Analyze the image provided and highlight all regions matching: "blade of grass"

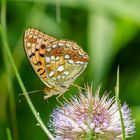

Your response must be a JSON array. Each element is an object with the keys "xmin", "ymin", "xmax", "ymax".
[
  {"xmin": 1, "ymin": 2, "xmax": 54, "ymax": 137},
  {"xmin": 1, "ymin": 0, "xmax": 19, "ymax": 139},
  {"xmin": 6, "ymin": 128, "xmax": 13, "ymax": 140},
  {"xmin": 88, "ymin": 12, "xmax": 115, "ymax": 87},
  {"xmin": 115, "ymin": 66, "xmax": 126, "ymax": 140},
  {"xmin": 56, "ymin": 0, "xmax": 61, "ymax": 23},
  {"xmin": 0, "ymin": 25, "xmax": 55, "ymax": 140}
]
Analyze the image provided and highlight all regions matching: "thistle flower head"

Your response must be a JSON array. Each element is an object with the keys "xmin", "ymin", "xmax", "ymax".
[{"xmin": 48, "ymin": 86, "xmax": 135, "ymax": 140}]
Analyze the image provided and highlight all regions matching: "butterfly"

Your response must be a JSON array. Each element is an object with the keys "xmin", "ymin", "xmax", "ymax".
[{"xmin": 24, "ymin": 28, "xmax": 89, "ymax": 99}]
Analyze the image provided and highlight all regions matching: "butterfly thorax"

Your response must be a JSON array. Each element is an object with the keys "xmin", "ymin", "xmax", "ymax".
[{"xmin": 44, "ymin": 85, "xmax": 69, "ymax": 99}]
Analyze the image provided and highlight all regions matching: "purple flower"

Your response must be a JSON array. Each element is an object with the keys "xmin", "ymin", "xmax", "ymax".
[{"xmin": 48, "ymin": 86, "xmax": 135, "ymax": 140}]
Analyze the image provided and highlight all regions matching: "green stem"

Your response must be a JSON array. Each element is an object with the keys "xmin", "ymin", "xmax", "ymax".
[
  {"xmin": 1, "ymin": 0, "xmax": 19, "ymax": 139},
  {"xmin": 56, "ymin": 0, "xmax": 61, "ymax": 23},
  {"xmin": 0, "ymin": 3, "xmax": 54, "ymax": 138},
  {"xmin": 6, "ymin": 128, "xmax": 13, "ymax": 140},
  {"xmin": 115, "ymin": 66, "xmax": 126, "ymax": 140},
  {"xmin": 0, "ymin": 25, "xmax": 54, "ymax": 140}
]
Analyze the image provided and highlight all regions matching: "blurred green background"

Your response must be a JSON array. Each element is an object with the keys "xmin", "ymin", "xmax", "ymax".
[{"xmin": 0, "ymin": 0, "xmax": 140, "ymax": 140}]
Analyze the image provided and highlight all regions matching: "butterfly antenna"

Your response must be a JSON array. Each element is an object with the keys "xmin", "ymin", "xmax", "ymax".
[
  {"xmin": 19, "ymin": 89, "xmax": 44, "ymax": 96},
  {"xmin": 71, "ymin": 83, "xmax": 86, "ymax": 90}
]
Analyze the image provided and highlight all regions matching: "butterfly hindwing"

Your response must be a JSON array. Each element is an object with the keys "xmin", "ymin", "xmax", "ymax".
[{"xmin": 44, "ymin": 40, "xmax": 88, "ymax": 86}]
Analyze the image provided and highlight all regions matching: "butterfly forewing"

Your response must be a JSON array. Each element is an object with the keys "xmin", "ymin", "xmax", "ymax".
[{"xmin": 24, "ymin": 28, "xmax": 56, "ymax": 87}]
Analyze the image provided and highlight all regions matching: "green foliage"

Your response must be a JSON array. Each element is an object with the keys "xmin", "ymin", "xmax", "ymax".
[
  {"xmin": 0, "ymin": 0, "xmax": 140, "ymax": 140},
  {"xmin": 115, "ymin": 66, "xmax": 126, "ymax": 140}
]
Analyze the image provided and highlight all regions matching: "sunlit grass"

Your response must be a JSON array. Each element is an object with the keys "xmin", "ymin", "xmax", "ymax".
[{"xmin": 115, "ymin": 66, "xmax": 126, "ymax": 140}]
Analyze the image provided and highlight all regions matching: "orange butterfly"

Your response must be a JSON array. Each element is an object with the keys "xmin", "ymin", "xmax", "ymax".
[{"xmin": 24, "ymin": 28, "xmax": 89, "ymax": 99}]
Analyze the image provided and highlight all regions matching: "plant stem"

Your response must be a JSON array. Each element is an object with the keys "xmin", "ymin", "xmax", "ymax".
[
  {"xmin": 56, "ymin": 0, "xmax": 61, "ymax": 23},
  {"xmin": 0, "ymin": 24, "xmax": 55, "ymax": 140},
  {"xmin": 115, "ymin": 66, "xmax": 126, "ymax": 140},
  {"xmin": 1, "ymin": 0, "xmax": 19, "ymax": 139},
  {"xmin": 6, "ymin": 128, "xmax": 13, "ymax": 140},
  {"xmin": 1, "ymin": 2, "xmax": 54, "ymax": 138}
]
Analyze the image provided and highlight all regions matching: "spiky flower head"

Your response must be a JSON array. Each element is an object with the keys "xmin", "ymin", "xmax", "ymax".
[{"xmin": 48, "ymin": 86, "xmax": 135, "ymax": 140}]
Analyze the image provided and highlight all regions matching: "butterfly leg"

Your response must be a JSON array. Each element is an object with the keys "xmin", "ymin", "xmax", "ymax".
[
  {"xmin": 44, "ymin": 87, "xmax": 58, "ymax": 100},
  {"xmin": 56, "ymin": 93, "xmax": 64, "ymax": 100},
  {"xmin": 44, "ymin": 94, "xmax": 53, "ymax": 100},
  {"xmin": 71, "ymin": 83, "xmax": 86, "ymax": 90}
]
